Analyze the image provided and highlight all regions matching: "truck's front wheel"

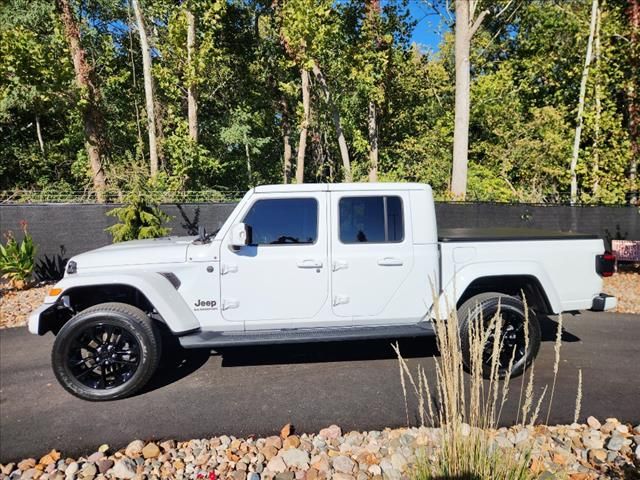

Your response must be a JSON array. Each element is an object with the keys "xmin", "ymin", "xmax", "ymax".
[
  {"xmin": 51, "ymin": 302, "xmax": 161, "ymax": 401},
  {"xmin": 458, "ymin": 292, "xmax": 541, "ymax": 379}
]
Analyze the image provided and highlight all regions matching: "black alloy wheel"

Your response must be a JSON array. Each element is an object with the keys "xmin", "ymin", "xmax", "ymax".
[
  {"xmin": 67, "ymin": 323, "xmax": 141, "ymax": 390},
  {"xmin": 458, "ymin": 292, "xmax": 541, "ymax": 379},
  {"xmin": 52, "ymin": 302, "xmax": 161, "ymax": 401}
]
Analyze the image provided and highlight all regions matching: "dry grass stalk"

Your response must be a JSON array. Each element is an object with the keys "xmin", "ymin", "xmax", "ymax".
[
  {"xmin": 528, "ymin": 385, "xmax": 548, "ymax": 427},
  {"xmin": 545, "ymin": 314, "xmax": 564, "ymax": 424},
  {"xmin": 574, "ymin": 369, "xmax": 583, "ymax": 424},
  {"xmin": 399, "ymin": 291, "xmax": 549, "ymax": 479},
  {"xmin": 401, "ymin": 290, "xmax": 579, "ymax": 479}
]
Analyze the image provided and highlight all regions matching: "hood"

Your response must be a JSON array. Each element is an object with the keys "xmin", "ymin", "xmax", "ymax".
[{"xmin": 70, "ymin": 236, "xmax": 195, "ymax": 270}]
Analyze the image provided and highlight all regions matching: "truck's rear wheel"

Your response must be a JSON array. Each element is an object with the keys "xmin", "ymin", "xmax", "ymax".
[
  {"xmin": 458, "ymin": 292, "xmax": 541, "ymax": 379},
  {"xmin": 52, "ymin": 302, "xmax": 161, "ymax": 401}
]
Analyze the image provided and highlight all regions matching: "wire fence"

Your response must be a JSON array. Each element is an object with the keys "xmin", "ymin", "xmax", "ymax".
[
  {"xmin": 0, "ymin": 188, "xmax": 638, "ymax": 207},
  {"xmin": 0, "ymin": 190, "xmax": 246, "ymax": 204}
]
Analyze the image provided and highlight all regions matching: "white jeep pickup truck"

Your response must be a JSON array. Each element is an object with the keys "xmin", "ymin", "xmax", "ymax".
[{"xmin": 28, "ymin": 183, "xmax": 617, "ymax": 400}]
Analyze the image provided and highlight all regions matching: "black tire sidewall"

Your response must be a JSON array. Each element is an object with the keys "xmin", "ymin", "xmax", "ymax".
[
  {"xmin": 459, "ymin": 293, "xmax": 541, "ymax": 378},
  {"xmin": 52, "ymin": 304, "xmax": 160, "ymax": 401}
]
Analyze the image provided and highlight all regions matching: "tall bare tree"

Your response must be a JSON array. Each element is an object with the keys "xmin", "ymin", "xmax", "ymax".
[
  {"xmin": 570, "ymin": 0, "xmax": 599, "ymax": 204},
  {"xmin": 56, "ymin": 0, "xmax": 107, "ymax": 201},
  {"xmin": 296, "ymin": 68, "xmax": 311, "ymax": 183},
  {"xmin": 186, "ymin": 8, "xmax": 198, "ymax": 143},
  {"xmin": 450, "ymin": 0, "xmax": 489, "ymax": 199},
  {"xmin": 132, "ymin": 0, "xmax": 160, "ymax": 177},
  {"xmin": 281, "ymin": 99, "xmax": 293, "ymax": 183},
  {"xmin": 627, "ymin": 0, "xmax": 640, "ymax": 204},
  {"xmin": 311, "ymin": 63, "xmax": 352, "ymax": 182},
  {"xmin": 365, "ymin": 0, "xmax": 382, "ymax": 182}
]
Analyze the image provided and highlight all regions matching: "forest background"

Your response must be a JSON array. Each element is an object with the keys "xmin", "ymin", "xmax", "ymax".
[{"xmin": 1, "ymin": 0, "xmax": 639, "ymax": 205}]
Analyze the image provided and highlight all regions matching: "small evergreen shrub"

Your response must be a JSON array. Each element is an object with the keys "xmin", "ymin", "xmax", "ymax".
[{"xmin": 106, "ymin": 175, "xmax": 172, "ymax": 243}]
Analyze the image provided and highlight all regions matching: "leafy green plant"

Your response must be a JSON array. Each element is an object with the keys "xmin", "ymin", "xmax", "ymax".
[
  {"xmin": 0, "ymin": 221, "xmax": 37, "ymax": 289},
  {"xmin": 106, "ymin": 172, "xmax": 172, "ymax": 243}
]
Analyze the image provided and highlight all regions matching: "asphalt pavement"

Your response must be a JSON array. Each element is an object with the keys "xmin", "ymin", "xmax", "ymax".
[{"xmin": 1, "ymin": 311, "xmax": 639, "ymax": 462}]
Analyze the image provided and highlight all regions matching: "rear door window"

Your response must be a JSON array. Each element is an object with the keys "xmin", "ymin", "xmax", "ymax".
[{"xmin": 339, "ymin": 196, "xmax": 404, "ymax": 243}]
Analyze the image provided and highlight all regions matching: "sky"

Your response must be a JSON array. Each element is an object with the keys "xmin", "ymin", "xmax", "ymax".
[{"xmin": 407, "ymin": 0, "xmax": 449, "ymax": 53}]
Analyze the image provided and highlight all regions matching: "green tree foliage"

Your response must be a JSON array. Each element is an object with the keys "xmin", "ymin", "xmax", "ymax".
[
  {"xmin": 106, "ymin": 169, "xmax": 172, "ymax": 242},
  {"xmin": 0, "ymin": 0, "xmax": 637, "ymax": 203}
]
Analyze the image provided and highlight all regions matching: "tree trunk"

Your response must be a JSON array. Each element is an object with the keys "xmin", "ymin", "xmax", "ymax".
[
  {"xmin": 186, "ymin": 9, "xmax": 198, "ymax": 143},
  {"xmin": 570, "ymin": 0, "xmax": 599, "ymax": 205},
  {"xmin": 282, "ymin": 99, "xmax": 292, "ymax": 183},
  {"xmin": 593, "ymin": 5, "xmax": 602, "ymax": 196},
  {"xmin": 627, "ymin": 0, "xmax": 640, "ymax": 204},
  {"xmin": 368, "ymin": 101, "xmax": 378, "ymax": 182},
  {"xmin": 35, "ymin": 115, "xmax": 45, "ymax": 156},
  {"xmin": 451, "ymin": 0, "xmax": 471, "ymax": 199},
  {"xmin": 296, "ymin": 68, "xmax": 311, "ymax": 184},
  {"xmin": 311, "ymin": 62, "xmax": 352, "ymax": 182},
  {"xmin": 132, "ymin": 0, "xmax": 159, "ymax": 177},
  {"xmin": 244, "ymin": 132, "xmax": 252, "ymax": 185},
  {"xmin": 56, "ymin": 0, "xmax": 107, "ymax": 201},
  {"xmin": 451, "ymin": 0, "xmax": 488, "ymax": 200},
  {"xmin": 365, "ymin": 0, "xmax": 381, "ymax": 183},
  {"xmin": 126, "ymin": 0, "xmax": 143, "ymax": 148}
]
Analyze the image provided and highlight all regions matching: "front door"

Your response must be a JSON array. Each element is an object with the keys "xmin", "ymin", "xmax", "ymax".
[
  {"xmin": 330, "ymin": 192, "xmax": 414, "ymax": 322},
  {"xmin": 220, "ymin": 193, "xmax": 330, "ymax": 328}
]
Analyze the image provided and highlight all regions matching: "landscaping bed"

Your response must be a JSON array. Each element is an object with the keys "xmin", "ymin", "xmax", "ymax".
[
  {"xmin": 0, "ymin": 284, "xmax": 50, "ymax": 329},
  {"xmin": 1, "ymin": 421, "xmax": 639, "ymax": 480}
]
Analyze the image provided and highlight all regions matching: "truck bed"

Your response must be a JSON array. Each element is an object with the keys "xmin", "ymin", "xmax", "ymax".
[{"xmin": 438, "ymin": 227, "xmax": 599, "ymax": 243}]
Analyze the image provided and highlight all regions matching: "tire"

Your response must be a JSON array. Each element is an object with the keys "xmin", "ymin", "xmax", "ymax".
[
  {"xmin": 458, "ymin": 292, "xmax": 541, "ymax": 379},
  {"xmin": 52, "ymin": 302, "xmax": 162, "ymax": 401}
]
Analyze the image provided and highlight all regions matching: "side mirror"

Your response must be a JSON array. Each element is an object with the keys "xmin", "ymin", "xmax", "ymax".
[{"xmin": 229, "ymin": 223, "xmax": 252, "ymax": 248}]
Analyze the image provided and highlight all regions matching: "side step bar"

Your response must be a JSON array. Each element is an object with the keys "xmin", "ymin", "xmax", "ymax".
[{"xmin": 178, "ymin": 323, "xmax": 435, "ymax": 349}]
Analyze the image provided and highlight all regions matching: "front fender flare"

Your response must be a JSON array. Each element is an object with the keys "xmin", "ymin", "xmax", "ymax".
[{"xmin": 34, "ymin": 272, "xmax": 199, "ymax": 335}]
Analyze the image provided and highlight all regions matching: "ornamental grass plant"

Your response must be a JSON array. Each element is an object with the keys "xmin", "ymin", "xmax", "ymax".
[{"xmin": 396, "ymin": 294, "xmax": 572, "ymax": 480}]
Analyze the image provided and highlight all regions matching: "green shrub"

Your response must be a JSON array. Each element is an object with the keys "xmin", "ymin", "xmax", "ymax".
[
  {"xmin": 0, "ymin": 221, "xmax": 37, "ymax": 289},
  {"xmin": 106, "ymin": 173, "xmax": 172, "ymax": 243}
]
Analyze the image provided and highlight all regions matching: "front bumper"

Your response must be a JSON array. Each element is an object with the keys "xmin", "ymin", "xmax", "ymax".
[
  {"xmin": 28, "ymin": 303, "xmax": 57, "ymax": 335},
  {"xmin": 591, "ymin": 293, "xmax": 618, "ymax": 312}
]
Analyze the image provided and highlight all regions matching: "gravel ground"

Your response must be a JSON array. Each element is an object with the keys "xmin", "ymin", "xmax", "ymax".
[
  {"xmin": 1, "ymin": 272, "xmax": 639, "ymax": 330},
  {"xmin": 602, "ymin": 270, "xmax": 640, "ymax": 314},
  {"xmin": 1, "ymin": 421, "xmax": 638, "ymax": 480},
  {"xmin": 0, "ymin": 284, "xmax": 50, "ymax": 329}
]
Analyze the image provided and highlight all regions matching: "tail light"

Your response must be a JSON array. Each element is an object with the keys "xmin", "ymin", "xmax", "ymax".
[{"xmin": 596, "ymin": 252, "xmax": 616, "ymax": 277}]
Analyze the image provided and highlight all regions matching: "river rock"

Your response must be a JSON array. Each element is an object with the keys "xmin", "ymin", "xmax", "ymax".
[
  {"xmin": 318, "ymin": 425, "xmax": 342, "ymax": 441},
  {"xmin": 266, "ymin": 456, "xmax": 287, "ymax": 474},
  {"xmin": 332, "ymin": 456, "xmax": 355, "ymax": 474},
  {"xmin": 586, "ymin": 416, "xmax": 601, "ymax": 430},
  {"xmin": 124, "ymin": 440, "xmax": 144, "ymax": 458},
  {"xmin": 142, "ymin": 443, "xmax": 160, "ymax": 459},
  {"xmin": 280, "ymin": 449, "xmax": 309, "ymax": 470},
  {"xmin": 110, "ymin": 459, "xmax": 136, "ymax": 479}
]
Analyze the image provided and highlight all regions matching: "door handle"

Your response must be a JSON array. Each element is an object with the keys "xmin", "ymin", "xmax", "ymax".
[
  {"xmin": 377, "ymin": 257, "xmax": 403, "ymax": 266},
  {"xmin": 297, "ymin": 259, "xmax": 323, "ymax": 269},
  {"xmin": 332, "ymin": 259, "xmax": 348, "ymax": 271}
]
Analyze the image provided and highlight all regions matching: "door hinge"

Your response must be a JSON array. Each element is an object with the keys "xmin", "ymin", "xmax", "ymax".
[
  {"xmin": 332, "ymin": 260, "xmax": 348, "ymax": 272},
  {"xmin": 332, "ymin": 295, "xmax": 350, "ymax": 306},
  {"xmin": 222, "ymin": 299, "xmax": 240, "ymax": 310},
  {"xmin": 221, "ymin": 263, "xmax": 238, "ymax": 275}
]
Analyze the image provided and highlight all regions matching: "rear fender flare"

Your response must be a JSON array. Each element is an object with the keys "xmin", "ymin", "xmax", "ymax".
[{"xmin": 435, "ymin": 261, "xmax": 561, "ymax": 319}]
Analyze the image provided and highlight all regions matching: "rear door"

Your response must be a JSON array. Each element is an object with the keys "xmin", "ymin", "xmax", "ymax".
[
  {"xmin": 219, "ymin": 192, "xmax": 331, "ymax": 328},
  {"xmin": 330, "ymin": 192, "xmax": 414, "ymax": 322}
]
